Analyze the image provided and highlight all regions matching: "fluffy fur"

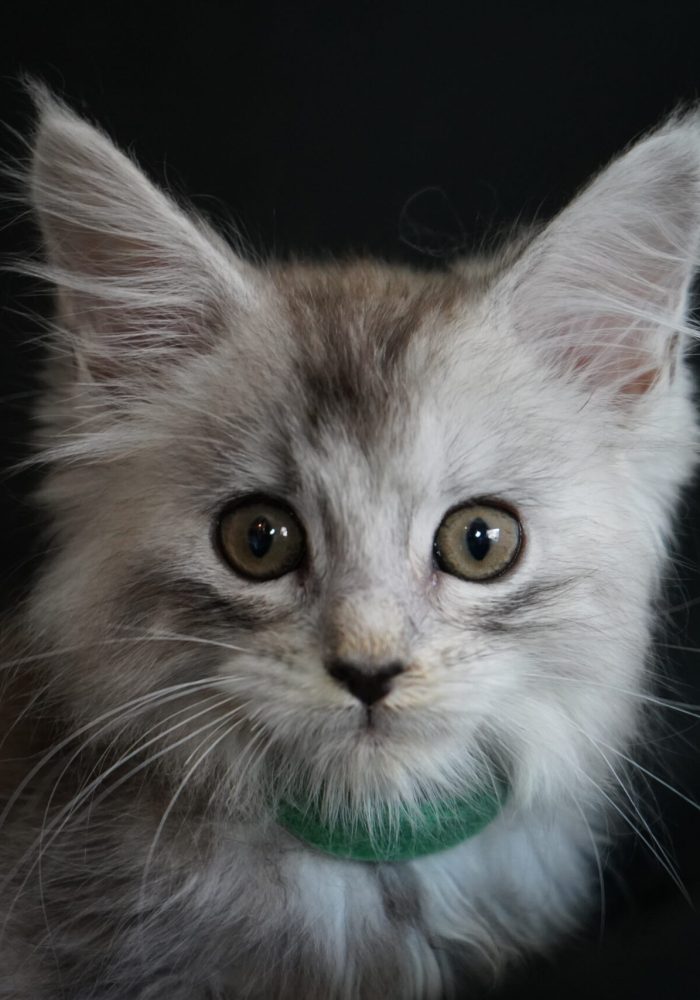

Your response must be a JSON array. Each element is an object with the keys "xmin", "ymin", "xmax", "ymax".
[{"xmin": 0, "ymin": 91, "xmax": 699, "ymax": 998}]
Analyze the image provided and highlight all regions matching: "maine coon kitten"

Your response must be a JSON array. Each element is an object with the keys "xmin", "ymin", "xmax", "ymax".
[{"xmin": 0, "ymin": 89, "xmax": 698, "ymax": 1000}]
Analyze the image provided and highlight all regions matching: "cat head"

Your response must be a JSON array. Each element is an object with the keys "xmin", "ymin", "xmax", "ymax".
[{"xmin": 20, "ymin": 89, "xmax": 700, "ymax": 829}]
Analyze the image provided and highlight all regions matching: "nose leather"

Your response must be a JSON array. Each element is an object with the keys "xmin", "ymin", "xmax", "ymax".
[{"xmin": 326, "ymin": 659, "xmax": 405, "ymax": 705}]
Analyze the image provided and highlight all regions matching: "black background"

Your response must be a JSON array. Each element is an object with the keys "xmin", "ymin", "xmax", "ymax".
[{"xmin": 1, "ymin": 4, "xmax": 700, "ymax": 997}]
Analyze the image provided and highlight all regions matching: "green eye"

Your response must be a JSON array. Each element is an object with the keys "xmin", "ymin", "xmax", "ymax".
[
  {"xmin": 218, "ymin": 498, "xmax": 306, "ymax": 581},
  {"xmin": 434, "ymin": 502, "xmax": 522, "ymax": 582}
]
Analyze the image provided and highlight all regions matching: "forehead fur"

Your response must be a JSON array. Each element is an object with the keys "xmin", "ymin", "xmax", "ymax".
[{"xmin": 263, "ymin": 255, "xmax": 523, "ymax": 440}]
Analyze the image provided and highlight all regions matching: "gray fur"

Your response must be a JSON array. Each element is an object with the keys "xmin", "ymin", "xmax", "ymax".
[{"xmin": 1, "ymin": 91, "xmax": 700, "ymax": 998}]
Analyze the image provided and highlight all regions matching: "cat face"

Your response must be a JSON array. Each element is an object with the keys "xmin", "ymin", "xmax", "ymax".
[{"xmin": 23, "ymin": 91, "xmax": 700, "ymax": 824}]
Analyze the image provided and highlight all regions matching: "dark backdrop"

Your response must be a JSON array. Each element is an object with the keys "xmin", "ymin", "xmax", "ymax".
[{"xmin": 1, "ymin": 4, "xmax": 700, "ymax": 998}]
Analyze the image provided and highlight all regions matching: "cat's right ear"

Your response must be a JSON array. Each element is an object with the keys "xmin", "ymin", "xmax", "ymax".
[{"xmin": 27, "ymin": 85, "xmax": 259, "ymax": 385}]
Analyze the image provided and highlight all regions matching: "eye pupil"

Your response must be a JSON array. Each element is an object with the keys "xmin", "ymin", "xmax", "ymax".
[
  {"xmin": 466, "ymin": 517, "xmax": 490, "ymax": 561},
  {"xmin": 247, "ymin": 516, "xmax": 274, "ymax": 558}
]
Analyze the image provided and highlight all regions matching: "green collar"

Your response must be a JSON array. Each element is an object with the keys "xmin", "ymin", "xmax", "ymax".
[{"xmin": 277, "ymin": 786, "xmax": 506, "ymax": 863}]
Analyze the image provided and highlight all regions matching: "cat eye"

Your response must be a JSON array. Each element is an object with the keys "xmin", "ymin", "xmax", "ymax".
[
  {"xmin": 217, "ymin": 498, "xmax": 306, "ymax": 581},
  {"xmin": 433, "ymin": 502, "xmax": 522, "ymax": 582}
]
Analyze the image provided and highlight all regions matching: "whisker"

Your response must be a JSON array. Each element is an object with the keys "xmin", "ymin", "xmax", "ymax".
[
  {"xmin": 570, "ymin": 795, "xmax": 608, "ymax": 941},
  {"xmin": 533, "ymin": 700, "xmax": 691, "ymax": 902},
  {"xmin": 40, "ymin": 692, "xmax": 241, "ymax": 845},
  {"xmin": 133, "ymin": 631, "xmax": 257, "ymax": 656},
  {"xmin": 43, "ymin": 689, "xmax": 228, "ymax": 835},
  {"xmin": 596, "ymin": 768, "xmax": 689, "ymax": 900},
  {"xmin": 580, "ymin": 733, "xmax": 700, "ymax": 815},
  {"xmin": 0, "ymin": 629, "xmax": 257, "ymax": 673},
  {"xmin": 0, "ymin": 676, "xmax": 232, "ymax": 831},
  {"xmin": 518, "ymin": 671, "xmax": 700, "ymax": 721},
  {"xmin": 138, "ymin": 707, "xmax": 250, "ymax": 928},
  {"xmin": 1, "ymin": 695, "xmax": 247, "ymax": 935}
]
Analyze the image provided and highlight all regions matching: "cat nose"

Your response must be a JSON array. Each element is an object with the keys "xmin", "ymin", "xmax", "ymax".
[{"xmin": 325, "ymin": 659, "xmax": 405, "ymax": 706}]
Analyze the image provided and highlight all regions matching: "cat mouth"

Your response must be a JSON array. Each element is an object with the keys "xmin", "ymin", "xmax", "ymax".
[
  {"xmin": 355, "ymin": 702, "xmax": 398, "ymax": 737},
  {"xmin": 363, "ymin": 706, "xmax": 377, "ymax": 729}
]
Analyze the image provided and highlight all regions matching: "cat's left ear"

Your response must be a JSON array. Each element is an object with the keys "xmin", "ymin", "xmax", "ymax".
[
  {"xmin": 28, "ymin": 85, "xmax": 259, "ymax": 383},
  {"xmin": 500, "ymin": 113, "xmax": 700, "ymax": 400}
]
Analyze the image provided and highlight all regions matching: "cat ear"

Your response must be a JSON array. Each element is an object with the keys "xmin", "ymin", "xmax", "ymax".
[
  {"xmin": 28, "ymin": 86, "xmax": 256, "ymax": 384},
  {"xmin": 500, "ymin": 114, "xmax": 700, "ymax": 400}
]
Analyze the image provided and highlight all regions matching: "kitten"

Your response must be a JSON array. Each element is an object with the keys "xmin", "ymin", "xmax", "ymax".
[{"xmin": 0, "ymin": 89, "xmax": 698, "ymax": 1000}]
